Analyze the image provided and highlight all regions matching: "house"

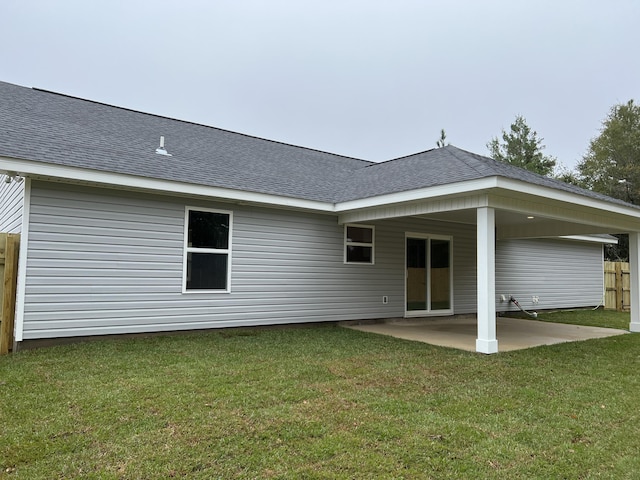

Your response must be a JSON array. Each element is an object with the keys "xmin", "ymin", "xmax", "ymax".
[{"xmin": 0, "ymin": 80, "xmax": 638, "ymax": 354}]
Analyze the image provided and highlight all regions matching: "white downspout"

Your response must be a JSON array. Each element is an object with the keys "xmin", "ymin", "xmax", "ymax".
[{"xmin": 13, "ymin": 177, "xmax": 31, "ymax": 349}]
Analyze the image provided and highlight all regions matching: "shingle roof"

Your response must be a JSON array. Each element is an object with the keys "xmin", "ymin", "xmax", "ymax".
[
  {"xmin": 341, "ymin": 144, "xmax": 634, "ymax": 207},
  {"xmin": 0, "ymin": 81, "xmax": 371, "ymax": 203},
  {"xmin": 0, "ymin": 80, "xmax": 633, "ymax": 208}
]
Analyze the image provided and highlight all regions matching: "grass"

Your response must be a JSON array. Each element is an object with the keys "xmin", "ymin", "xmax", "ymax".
[
  {"xmin": 1, "ymin": 310, "xmax": 639, "ymax": 479},
  {"xmin": 508, "ymin": 307, "xmax": 630, "ymax": 330}
]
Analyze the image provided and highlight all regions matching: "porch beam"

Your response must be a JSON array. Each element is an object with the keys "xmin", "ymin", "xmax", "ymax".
[
  {"xmin": 629, "ymin": 232, "xmax": 640, "ymax": 332},
  {"xmin": 476, "ymin": 206, "xmax": 498, "ymax": 354},
  {"xmin": 337, "ymin": 194, "xmax": 488, "ymax": 225}
]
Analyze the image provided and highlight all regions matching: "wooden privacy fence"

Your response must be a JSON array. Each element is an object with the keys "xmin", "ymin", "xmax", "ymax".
[
  {"xmin": 604, "ymin": 261, "xmax": 630, "ymax": 312},
  {"xmin": 0, "ymin": 233, "xmax": 20, "ymax": 354}
]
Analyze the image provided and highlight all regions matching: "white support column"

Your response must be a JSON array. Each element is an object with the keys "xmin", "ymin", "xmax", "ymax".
[
  {"xmin": 629, "ymin": 232, "xmax": 640, "ymax": 332},
  {"xmin": 476, "ymin": 206, "xmax": 498, "ymax": 353}
]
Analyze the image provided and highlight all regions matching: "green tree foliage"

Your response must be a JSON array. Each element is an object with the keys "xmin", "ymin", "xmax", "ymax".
[
  {"xmin": 553, "ymin": 165, "xmax": 585, "ymax": 186},
  {"xmin": 576, "ymin": 100, "xmax": 640, "ymax": 261},
  {"xmin": 577, "ymin": 100, "xmax": 640, "ymax": 205},
  {"xmin": 487, "ymin": 115, "xmax": 556, "ymax": 176}
]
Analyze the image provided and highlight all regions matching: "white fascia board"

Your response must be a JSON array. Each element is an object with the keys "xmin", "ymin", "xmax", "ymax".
[
  {"xmin": 333, "ymin": 174, "xmax": 640, "ymax": 221},
  {"xmin": 0, "ymin": 156, "xmax": 335, "ymax": 213},
  {"xmin": 334, "ymin": 177, "xmax": 499, "ymax": 212},
  {"xmin": 5, "ymin": 154, "xmax": 640, "ymax": 224},
  {"xmin": 494, "ymin": 177, "xmax": 640, "ymax": 220}
]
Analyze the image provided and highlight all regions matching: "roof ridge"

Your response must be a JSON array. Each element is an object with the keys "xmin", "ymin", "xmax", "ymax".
[
  {"xmin": 31, "ymin": 86, "xmax": 373, "ymax": 165},
  {"xmin": 443, "ymin": 146, "xmax": 498, "ymax": 177},
  {"xmin": 361, "ymin": 144, "xmax": 492, "ymax": 171},
  {"xmin": 363, "ymin": 146, "xmax": 441, "ymax": 168}
]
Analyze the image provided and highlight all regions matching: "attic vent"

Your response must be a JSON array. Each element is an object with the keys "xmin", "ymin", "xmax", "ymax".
[{"xmin": 155, "ymin": 136, "xmax": 172, "ymax": 156}]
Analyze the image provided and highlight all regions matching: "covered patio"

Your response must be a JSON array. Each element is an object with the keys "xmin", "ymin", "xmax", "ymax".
[
  {"xmin": 338, "ymin": 173, "xmax": 640, "ymax": 354},
  {"xmin": 343, "ymin": 316, "xmax": 629, "ymax": 352}
]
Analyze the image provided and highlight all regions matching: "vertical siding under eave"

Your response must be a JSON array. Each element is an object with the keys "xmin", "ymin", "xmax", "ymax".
[
  {"xmin": 0, "ymin": 174, "xmax": 24, "ymax": 233},
  {"xmin": 22, "ymin": 182, "xmax": 481, "ymax": 339},
  {"xmin": 496, "ymin": 238, "xmax": 604, "ymax": 312}
]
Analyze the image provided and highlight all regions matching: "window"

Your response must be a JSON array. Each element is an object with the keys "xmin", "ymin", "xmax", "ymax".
[
  {"xmin": 345, "ymin": 224, "xmax": 374, "ymax": 264},
  {"xmin": 183, "ymin": 208, "xmax": 232, "ymax": 292}
]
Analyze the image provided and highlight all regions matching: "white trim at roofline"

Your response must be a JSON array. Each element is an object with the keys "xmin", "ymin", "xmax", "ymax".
[
  {"xmin": 336, "ymin": 176, "xmax": 640, "ymax": 220},
  {"xmin": 3, "ymin": 155, "xmax": 640, "ymax": 223},
  {"xmin": 0, "ymin": 156, "xmax": 334, "ymax": 213},
  {"xmin": 493, "ymin": 178, "xmax": 640, "ymax": 220},
  {"xmin": 337, "ymin": 178, "xmax": 498, "ymax": 212}
]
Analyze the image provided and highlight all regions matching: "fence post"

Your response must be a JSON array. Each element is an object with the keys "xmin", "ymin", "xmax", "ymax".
[
  {"xmin": 616, "ymin": 262, "xmax": 623, "ymax": 311},
  {"xmin": 0, "ymin": 233, "xmax": 20, "ymax": 355}
]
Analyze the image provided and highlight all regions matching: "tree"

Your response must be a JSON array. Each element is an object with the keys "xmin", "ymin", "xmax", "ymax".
[
  {"xmin": 576, "ymin": 100, "xmax": 640, "ymax": 261},
  {"xmin": 436, "ymin": 129, "xmax": 448, "ymax": 148},
  {"xmin": 577, "ymin": 100, "xmax": 640, "ymax": 205},
  {"xmin": 553, "ymin": 163, "xmax": 585, "ymax": 187},
  {"xmin": 487, "ymin": 115, "xmax": 556, "ymax": 176}
]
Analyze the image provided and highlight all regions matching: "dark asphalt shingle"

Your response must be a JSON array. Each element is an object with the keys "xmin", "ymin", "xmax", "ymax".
[
  {"xmin": 0, "ymin": 81, "xmax": 634, "ymax": 209},
  {"xmin": 0, "ymin": 81, "xmax": 371, "ymax": 203}
]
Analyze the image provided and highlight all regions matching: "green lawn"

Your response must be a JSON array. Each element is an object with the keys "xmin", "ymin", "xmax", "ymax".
[
  {"xmin": 1, "ymin": 310, "xmax": 639, "ymax": 479},
  {"xmin": 534, "ymin": 308, "xmax": 631, "ymax": 330}
]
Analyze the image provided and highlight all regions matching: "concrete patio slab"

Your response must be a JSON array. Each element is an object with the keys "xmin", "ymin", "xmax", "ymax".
[{"xmin": 343, "ymin": 316, "xmax": 629, "ymax": 352}]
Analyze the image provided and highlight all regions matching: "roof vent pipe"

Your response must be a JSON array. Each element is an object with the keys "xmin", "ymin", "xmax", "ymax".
[{"xmin": 155, "ymin": 136, "xmax": 172, "ymax": 156}]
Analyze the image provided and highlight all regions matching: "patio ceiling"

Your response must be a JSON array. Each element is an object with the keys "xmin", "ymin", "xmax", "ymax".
[
  {"xmin": 337, "ymin": 180, "xmax": 640, "ymax": 238},
  {"xmin": 416, "ymin": 210, "xmax": 618, "ymax": 239}
]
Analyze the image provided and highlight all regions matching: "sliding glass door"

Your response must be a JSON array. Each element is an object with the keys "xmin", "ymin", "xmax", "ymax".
[{"xmin": 406, "ymin": 235, "xmax": 452, "ymax": 315}]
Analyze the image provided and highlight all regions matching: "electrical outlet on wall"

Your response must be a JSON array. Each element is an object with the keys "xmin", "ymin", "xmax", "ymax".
[
  {"xmin": 382, "ymin": 296, "xmax": 389, "ymax": 305},
  {"xmin": 532, "ymin": 296, "xmax": 539, "ymax": 304}
]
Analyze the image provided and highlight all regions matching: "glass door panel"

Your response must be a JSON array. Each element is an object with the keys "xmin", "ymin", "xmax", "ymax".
[
  {"xmin": 406, "ymin": 236, "xmax": 452, "ymax": 314},
  {"xmin": 430, "ymin": 239, "xmax": 451, "ymax": 311},
  {"xmin": 406, "ymin": 238, "xmax": 427, "ymax": 311}
]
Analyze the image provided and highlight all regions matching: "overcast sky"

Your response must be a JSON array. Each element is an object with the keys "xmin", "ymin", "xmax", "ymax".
[{"xmin": 2, "ymin": 1, "xmax": 638, "ymax": 170}]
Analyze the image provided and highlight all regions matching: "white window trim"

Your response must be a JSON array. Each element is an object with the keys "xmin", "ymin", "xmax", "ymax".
[
  {"xmin": 344, "ymin": 223, "xmax": 375, "ymax": 265},
  {"xmin": 404, "ymin": 232, "xmax": 454, "ymax": 317},
  {"xmin": 182, "ymin": 206, "xmax": 233, "ymax": 294}
]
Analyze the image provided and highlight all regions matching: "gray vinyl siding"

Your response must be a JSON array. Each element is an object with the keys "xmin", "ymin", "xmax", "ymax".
[
  {"xmin": 496, "ymin": 238, "xmax": 604, "ymax": 312},
  {"xmin": 20, "ymin": 181, "xmax": 604, "ymax": 340},
  {"xmin": 22, "ymin": 182, "xmax": 480, "ymax": 339},
  {"xmin": 0, "ymin": 174, "xmax": 24, "ymax": 233}
]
